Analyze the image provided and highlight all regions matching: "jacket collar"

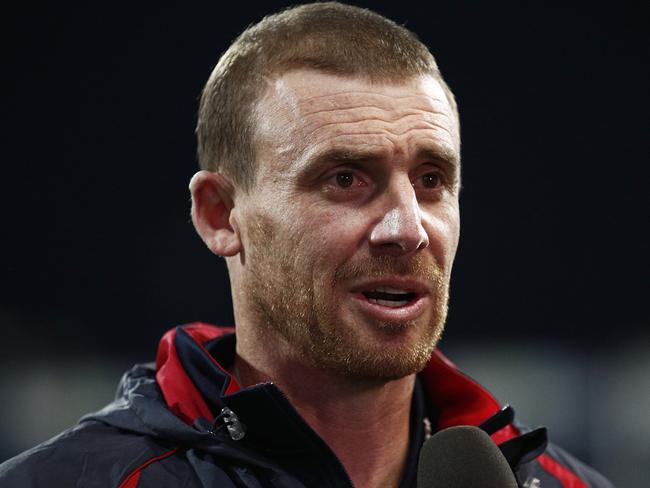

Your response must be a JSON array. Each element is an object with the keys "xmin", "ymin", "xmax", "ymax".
[{"xmin": 156, "ymin": 323, "xmax": 519, "ymax": 445}]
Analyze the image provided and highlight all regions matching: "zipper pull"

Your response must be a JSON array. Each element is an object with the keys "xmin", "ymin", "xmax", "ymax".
[{"xmin": 221, "ymin": 407, "xmax": 246, "ymax": 441}]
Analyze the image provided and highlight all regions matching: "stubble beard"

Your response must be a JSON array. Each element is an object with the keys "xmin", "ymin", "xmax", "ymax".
[{"xmin": 245, "ymin": 213, "xmax": 450, "ymax": 382}]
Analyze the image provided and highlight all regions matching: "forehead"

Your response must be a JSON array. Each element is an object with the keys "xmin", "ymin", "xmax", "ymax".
[{"xmin": 253, "ymin": 70, "xmax": 460, "ymax": 173}]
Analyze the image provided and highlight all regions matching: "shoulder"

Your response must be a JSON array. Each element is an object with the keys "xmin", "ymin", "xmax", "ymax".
[
  {"xmin": 543, "ymin": 442, "xmax": 615, "ymax": 488},
  {"xmin": 0, "ymin": 420, "xmax": 186, "ymax": 488}
]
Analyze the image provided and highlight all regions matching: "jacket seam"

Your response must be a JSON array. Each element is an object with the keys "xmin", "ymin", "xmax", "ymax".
[{"xmin": 117, "ymin": 448, "xmax": 179, "ymax": 488}]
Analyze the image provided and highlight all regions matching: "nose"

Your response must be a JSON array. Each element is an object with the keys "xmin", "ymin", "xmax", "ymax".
[{"xmin": 369, "ymin": 180, "xmax": 429, "ymax": 256}]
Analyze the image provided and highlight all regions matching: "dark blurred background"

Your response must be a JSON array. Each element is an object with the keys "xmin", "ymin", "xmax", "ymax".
[{"xmin": 1, "ymin": 2, "xmax": 648, "ymax": 486}]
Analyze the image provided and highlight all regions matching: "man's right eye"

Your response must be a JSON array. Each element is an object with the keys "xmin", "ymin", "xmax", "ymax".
[{"xmin": 322, "ymin": 169, "xmax": 367, "ymax": 197}]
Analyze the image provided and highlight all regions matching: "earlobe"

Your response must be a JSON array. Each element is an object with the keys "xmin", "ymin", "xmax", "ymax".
[{"xmin": 189, "ymin": 170, "xmax": 242, "ymax": 257}]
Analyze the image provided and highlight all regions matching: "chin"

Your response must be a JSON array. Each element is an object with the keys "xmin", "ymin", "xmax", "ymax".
[{"xmin": 309, "ymin": 318, "xmax": 444, "ymax": 381}]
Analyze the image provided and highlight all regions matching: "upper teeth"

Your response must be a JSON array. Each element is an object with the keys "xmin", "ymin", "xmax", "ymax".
[{"xmin": 373, "ymin": 286, "xmax": 409, "ymax": 293}]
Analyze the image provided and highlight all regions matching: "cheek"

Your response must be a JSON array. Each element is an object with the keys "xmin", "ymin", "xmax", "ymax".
[
  {"xmin": 292, "ymin": 206, "xmax": 366, "ymax": 268},
  {"xmin": 425, "ymin": 204, "xmax": 460, "ymax": 271}
]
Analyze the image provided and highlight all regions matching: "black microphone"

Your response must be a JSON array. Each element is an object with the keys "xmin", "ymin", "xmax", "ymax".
[{"xmin": 417, "ymin": 425, "xmax": 518, "ymax": 488}]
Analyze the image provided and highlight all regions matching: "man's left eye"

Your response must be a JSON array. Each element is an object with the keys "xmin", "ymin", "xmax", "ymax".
[
  {"xmin": 419, "ymin": 173, "xmax": 441, "ymax": 189},
  {"xmin": 335, "ymin": 172, "xmax": 355, "ymax": 188}
]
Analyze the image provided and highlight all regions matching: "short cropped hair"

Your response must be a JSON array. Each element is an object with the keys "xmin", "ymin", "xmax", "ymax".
[{"xmin": 196, "ymin": 1, "xmax": 458, "ymax": 191}]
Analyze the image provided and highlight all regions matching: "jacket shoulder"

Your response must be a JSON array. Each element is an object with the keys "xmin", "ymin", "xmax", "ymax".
[
  {"xmin": 543, "ymin": 442, "xmax": 615, "ymax": 488},
  {"xmin": 0, "ymin": 420, "xmax": 181, "ymax": 488},
  {"xmin": 515, "ymin": 440, "xmax": 615, "ymax": 488}
]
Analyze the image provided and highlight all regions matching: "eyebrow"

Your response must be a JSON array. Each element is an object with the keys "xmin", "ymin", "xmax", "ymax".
[
  {"xmin": 292, "ymin": 147, "xmax": 384, "ymax": 180},
  {"xmin": 296, "ymin": 143, "xmax": 460, "ymax": 179},
  {"xmin": 415, "ymin": 144, "xmax": 460, "ymax": 168},
  {"xmin": 312, "ymin": 148, "xmax": 382, "ymax": 165}
]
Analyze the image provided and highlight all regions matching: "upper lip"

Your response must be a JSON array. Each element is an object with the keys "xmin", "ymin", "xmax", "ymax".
[{"xmin": 349, "ymin": 277, "xmax": 430, "ymax": 296}]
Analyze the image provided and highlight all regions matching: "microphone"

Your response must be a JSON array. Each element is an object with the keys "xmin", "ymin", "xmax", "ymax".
[{"xmin": 417, "ymin": 425, "xmax": 518, "ymax": 488}]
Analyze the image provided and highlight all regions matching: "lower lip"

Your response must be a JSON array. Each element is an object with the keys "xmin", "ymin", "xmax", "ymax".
[{"xmin": 351, "ymin": 293, "xmax": 429, "ymax": 322}]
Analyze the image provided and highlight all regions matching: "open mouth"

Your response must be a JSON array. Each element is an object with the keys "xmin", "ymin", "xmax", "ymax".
[
  {"xmin": 361, "ymin": 286, "xmax": 418, "ymax": 308},
  {"xmin": 350, "ymin": 280, "xmax": 429, "ymax": 322}
]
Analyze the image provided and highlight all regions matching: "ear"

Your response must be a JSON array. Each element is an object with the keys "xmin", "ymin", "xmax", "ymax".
[{"xmin": 189, "ymin": 170, "xmax": 241, "ymax": 257}]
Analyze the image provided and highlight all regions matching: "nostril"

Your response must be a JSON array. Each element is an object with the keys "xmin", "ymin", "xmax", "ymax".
[
  {"xmin": 382, "ymin": 242, "xmax": 406, "ymax": 252},
  {"xmin": 417, "ymin": 234, "xmax": 429, "ymax": 251}
]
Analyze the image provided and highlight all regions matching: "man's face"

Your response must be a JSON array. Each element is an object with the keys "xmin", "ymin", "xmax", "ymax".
[{"xmin": 235, "ymin": 70, "xmax": 460, "ymax": 381}]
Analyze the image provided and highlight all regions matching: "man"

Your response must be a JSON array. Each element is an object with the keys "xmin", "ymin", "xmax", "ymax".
[{"xmin": 0, "ymin": 3, "xmax": 614, "ymax": 487}]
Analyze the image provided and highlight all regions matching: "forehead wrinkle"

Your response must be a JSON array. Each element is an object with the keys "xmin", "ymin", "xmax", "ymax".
[
  {"xmin": 305, "ymin": 121, "xmax": 457, "ymax": 158},
  {"xmin": 300, "ymin": 112, "xmax": 449, "ymax": 143},
  {"xmin": 302, "ymin": 105, "xmax": 450, "ymax": 125},
  {"xmin": 297, "ymin": 89, "xmax": 448, "ymax": 109},
  {"xmin": 296, "ymin": 94, "xmax": 458, "ymax": 145},
  {"xmin": 298, "ymin": 97, "xmax": 451, "ymax": 126},
  {"xmin": 401, "ymin": 124, "xmax": 459, "ymax": 150},
  {"xmin": 302, "ymin": 106, "xmax": 430, "ymax": 123},
  {"xmin": 299, "ymin": 98, "xmax": 449, "ymax": 119}
]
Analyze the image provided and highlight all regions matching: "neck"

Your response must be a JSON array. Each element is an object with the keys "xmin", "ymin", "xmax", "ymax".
[{"xmin": 234, "ymin": 331, "xmax": 415, "ymax": 488}]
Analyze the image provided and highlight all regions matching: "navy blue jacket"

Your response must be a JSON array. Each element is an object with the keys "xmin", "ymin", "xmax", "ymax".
[{"xmin": 0, "ymin": 323, "xmax": 615, "ymax": 487}]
